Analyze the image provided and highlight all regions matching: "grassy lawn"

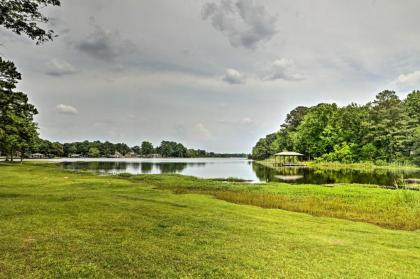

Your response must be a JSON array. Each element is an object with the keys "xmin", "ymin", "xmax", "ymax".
[{"xmin": 0, "ymin": 163, "xmax": 419, "ymax": 278}]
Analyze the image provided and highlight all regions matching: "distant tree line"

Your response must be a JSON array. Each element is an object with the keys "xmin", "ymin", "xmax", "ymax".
[
  {"xmin": 251, "ymin": 90, "xmax": 420, "ymax": 166},
  {"xmin": 23, "ymin": 139, "xmax": 247, "ymax": 159}
]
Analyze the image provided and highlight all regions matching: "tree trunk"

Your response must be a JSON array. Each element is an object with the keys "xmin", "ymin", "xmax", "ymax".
[{"xmin": 10, "ymin": 149, "xmax": 14, "ymax": 162}]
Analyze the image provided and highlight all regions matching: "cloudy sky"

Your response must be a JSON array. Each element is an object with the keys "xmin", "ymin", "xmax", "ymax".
[{"xmin": 2, "ymin": 0, "xmax": 420, "ymax": 152}]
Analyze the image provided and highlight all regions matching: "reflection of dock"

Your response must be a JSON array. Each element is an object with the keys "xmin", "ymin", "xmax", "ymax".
[
  {"xmin": 275, "ymin": 175, "xmax": 304, "ymax": 181},
  {"xmin": 404, "ymin": 178, "xmax": 420, "ymax": 184},
  {"xmin": 277, "ymin": 163, "xmax": 306, "ymax": 167}
]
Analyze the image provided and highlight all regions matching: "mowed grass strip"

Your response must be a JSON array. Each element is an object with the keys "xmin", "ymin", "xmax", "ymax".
[{"xmin": 0, "ymin": 162, "xmax": 419, "ymax": 278}]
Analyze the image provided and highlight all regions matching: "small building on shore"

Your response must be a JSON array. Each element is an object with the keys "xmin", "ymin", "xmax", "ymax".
[
  {"xmin": 274, "ymin": 151, "xmax": 305, "ymax": 166},
  {"xmin": 31, "ymin": 153, "xmax": 45, "ymax": 159},
  {"xmin": 69, "ymin": 154, "xmax": 82, "ymax": 158},
  {"xmin": 110, "ymin": 151, "xmax": 123, "ymax": 158},
  {"xmin": 126, "ymin": 151, "xmax": 138, "ymax": 158}
]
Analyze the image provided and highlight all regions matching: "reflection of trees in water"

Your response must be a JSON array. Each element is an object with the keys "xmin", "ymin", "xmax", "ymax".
[
  {"xmin": 156, "ymin": 163, "xmax": 188, "ymax": 173},
  {"xmin": 64, "ymin": 161, "xmax": 420, "ymax": 186},
  {"xmin": 186, "ymin": 162, "xmax": 206, "ymax": 167},
  {"xmin": 64, "ymin": 161, "xmax": 206, "ymax": 174},
  {"xmin": 141, "ymin": 163, "xmax": 153, "ymax": 173},
  {"xmin": 252, "ymin": 163, "xmax": 275, "ymax": 182},
  {"xmin": 65, "ymin": 162, "xmax": 137, "ymax": 173},
  {"xmin": 251, "ymin": 162, "xmax": 420, "ymax": 186},
  {"xmin": 308, "ymin": 168, "xmax": 417, "ymax": 186}
]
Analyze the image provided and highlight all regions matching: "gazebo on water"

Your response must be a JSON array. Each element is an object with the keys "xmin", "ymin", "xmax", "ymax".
[{"xmin": 274, "ymin": 151, "xmax": 305, "ymax": 167}]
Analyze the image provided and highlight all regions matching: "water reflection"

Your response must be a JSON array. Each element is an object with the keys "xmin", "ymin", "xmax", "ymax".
[
  {"xmin": 60, "ymin": 159, "xmax": 420, "ymax": 186},
  {"xmin": 256, "ymin": 164, "xmax": 420, "ymax": 186}
]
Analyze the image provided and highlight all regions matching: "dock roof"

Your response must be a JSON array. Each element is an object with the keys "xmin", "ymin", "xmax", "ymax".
[{"xmin": 274, "ymin": 151, "xmax": 304, "ymax": 156}]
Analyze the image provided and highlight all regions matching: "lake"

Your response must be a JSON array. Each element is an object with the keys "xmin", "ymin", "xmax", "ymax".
[{"xmin": 58, "ymin": 158, "xmax": 420, "ymax": 187}]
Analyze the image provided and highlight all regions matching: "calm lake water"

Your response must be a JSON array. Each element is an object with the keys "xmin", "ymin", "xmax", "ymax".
[{"xmin": 58, "ymin": 158, "xmax": 420, "ymax": 187}]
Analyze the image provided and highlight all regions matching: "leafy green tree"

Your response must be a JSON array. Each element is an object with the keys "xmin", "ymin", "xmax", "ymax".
[
  {"xmin": 404, "ymin": 90, "xmax": 420, "ymax": 123},
  {"xmin": 131, "ymin": 146, "xmax": 141, "ymax": 155},
  {"xmin": 76, "ymin": 141, "xmax": 90, "ymax": 156},
  {"xmin": 140, "ymin": 141, "xmax": 154, "ymax": 156},
  {"xmin": 115, "ymin": 143, "xmax": 131, "ymax": 156},
  {"xmin": 63, "ymin": 143, "xmax": 77, "ymax": 156},
  {"xmin": 294, "ymin": 103, "xmax": 338, "ymax": 159},
  {"xmin": 412, "ymin": 127, "xmax": 420, "ymax": 166},
  {"xmin": 88, "ymin": 147, "xmax": 100, "ymax": 158},
  {"xmin": 403, "ymin": 91, "xmax": 420, "ymax": 163},
  {"xmin": 0, "ymin": 59, "xmax": 38, "ymax": 161},
  {"xmin": 360, "ymin": 143, "xmax": 377, "ymax": 161},
  {"xmin": 281, "ymin": 106, "xmax": 310, "ymax": 131},
  {"xmin": 365, "ymin": 90, "xmax": 409, "ymax": 162},
  {"xmin": 251, "ymin": 133, "xmax": 277, "ymax": 160},
  {"xmin": 102, "ymin": 141, "xmax": 116, "ymax": 157},
  {"xmin": 321, "ymin": 143, "xmax": 355, "ymax": 163},
  {"xmin": 11, "ymin": 117, "xmax": 38, "ymax": 162},
  {"xmin": 174, "ymin": 143, "xmax": 186, "ymax": 157},
  {"xmin": 0, "ymin": 0, "xmax": 61, "ymax": 44},
  {"xmin": 158, "ymin": 141, "xmax": 187, "ymax": 158}
]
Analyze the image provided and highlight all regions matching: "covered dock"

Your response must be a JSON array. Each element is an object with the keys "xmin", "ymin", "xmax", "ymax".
[{"xmin": 274, "ymin": 151, "xmax": 305, "ymax": 167}]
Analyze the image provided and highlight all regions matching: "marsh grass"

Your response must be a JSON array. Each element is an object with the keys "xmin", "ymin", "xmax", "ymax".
[
  {"xmin": 142, "ymin": 176, "xmax": 420, "ymax": 231},
  {"xmin": 213, "ymin": 191, "xmax": 419, "ymax": 230}
]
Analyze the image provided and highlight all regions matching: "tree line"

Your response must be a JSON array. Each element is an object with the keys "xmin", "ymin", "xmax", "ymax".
[
  {"xmin": 25, "ymin": 139, "xmax": 247, "ymax": 159},
  {"xmin": 251, "ymin": 90, "xmax": 420, "ymax": 165}
]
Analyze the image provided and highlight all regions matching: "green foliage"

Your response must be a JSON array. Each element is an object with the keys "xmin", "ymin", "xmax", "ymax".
[
  {"xmin": 412, "ymin": 127, "xmax": 420, "ymax": 166},
  {"xmin": 0, "ymin": 0, "xmax": 61, "ymax": 44},
  {"xmin": 140, "ymin": 141, "xmax": 154, "ymax": 156},
  {"xmin": 251, "ymin": 133, "xmax": 277, "ymax": 160},
  {"xmin": 252, "ymin": 90, "xmax": 420, "ymax": 165},
  {"xmin": 365, "ymin": 90, "xmax": 409, "ymax": 162},
  {"xmin": 157, "ymin": 141, "xmax": 187, "ymax": 157},
  {"xmin": 281, "ymin": 106, "xmax": 310, "ymax": 131},
  {"xmin": 360, "ymin": 143, "xmax": 377, "ymax": 161},
  {"xmin": 290, "ymin": 103, "xmax": 338, "ymax": 159},
  {"xmin": 0, "ymin": 58, "xmax": 38, "ymax": 161},
  {"xmin": 321, "ymin": 143, "xmax": 354, "ymax": 163},
  {"xmin": 88, "ymin": 147, "xmax": 100, "ymax": 158}
]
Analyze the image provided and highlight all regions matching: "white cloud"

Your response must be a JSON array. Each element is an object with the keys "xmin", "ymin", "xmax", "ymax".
[
  {"xmin": 223, "ymin": 68, "xmax": 245, "ymax": 84},
  {"xmin": 55, "ymin": 104, "xmax": 79, "ymax": 115},
  {"xmin": 76, "ymin": 23, "xmax": 135, "ymax": 62},
  {"xmin": 202, "ymin": 0, "xmax": 277, "ymax": 49},
  {"xmin": 391, "ymin": 70, "xmax": 420, "ymax": 91},
  {"xmin": 46, "ymin": 59, "xmax": 77, "ymax": 76},
  {"xmin": 266, "ymin": 58, "xmax": 304, "ymax": 81},
  {"xmin": 194, "ymin": 123, "xmax": 211, "ymax": 138}
]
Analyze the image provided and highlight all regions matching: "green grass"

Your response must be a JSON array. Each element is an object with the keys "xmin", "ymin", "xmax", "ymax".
[
  {"xmin": 0, "ymin": 163, "xmax": 419, "ymax": 278},
  {"xmin": 128, "ymin": 174, "xmax": 420, "ymax": 231}
]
